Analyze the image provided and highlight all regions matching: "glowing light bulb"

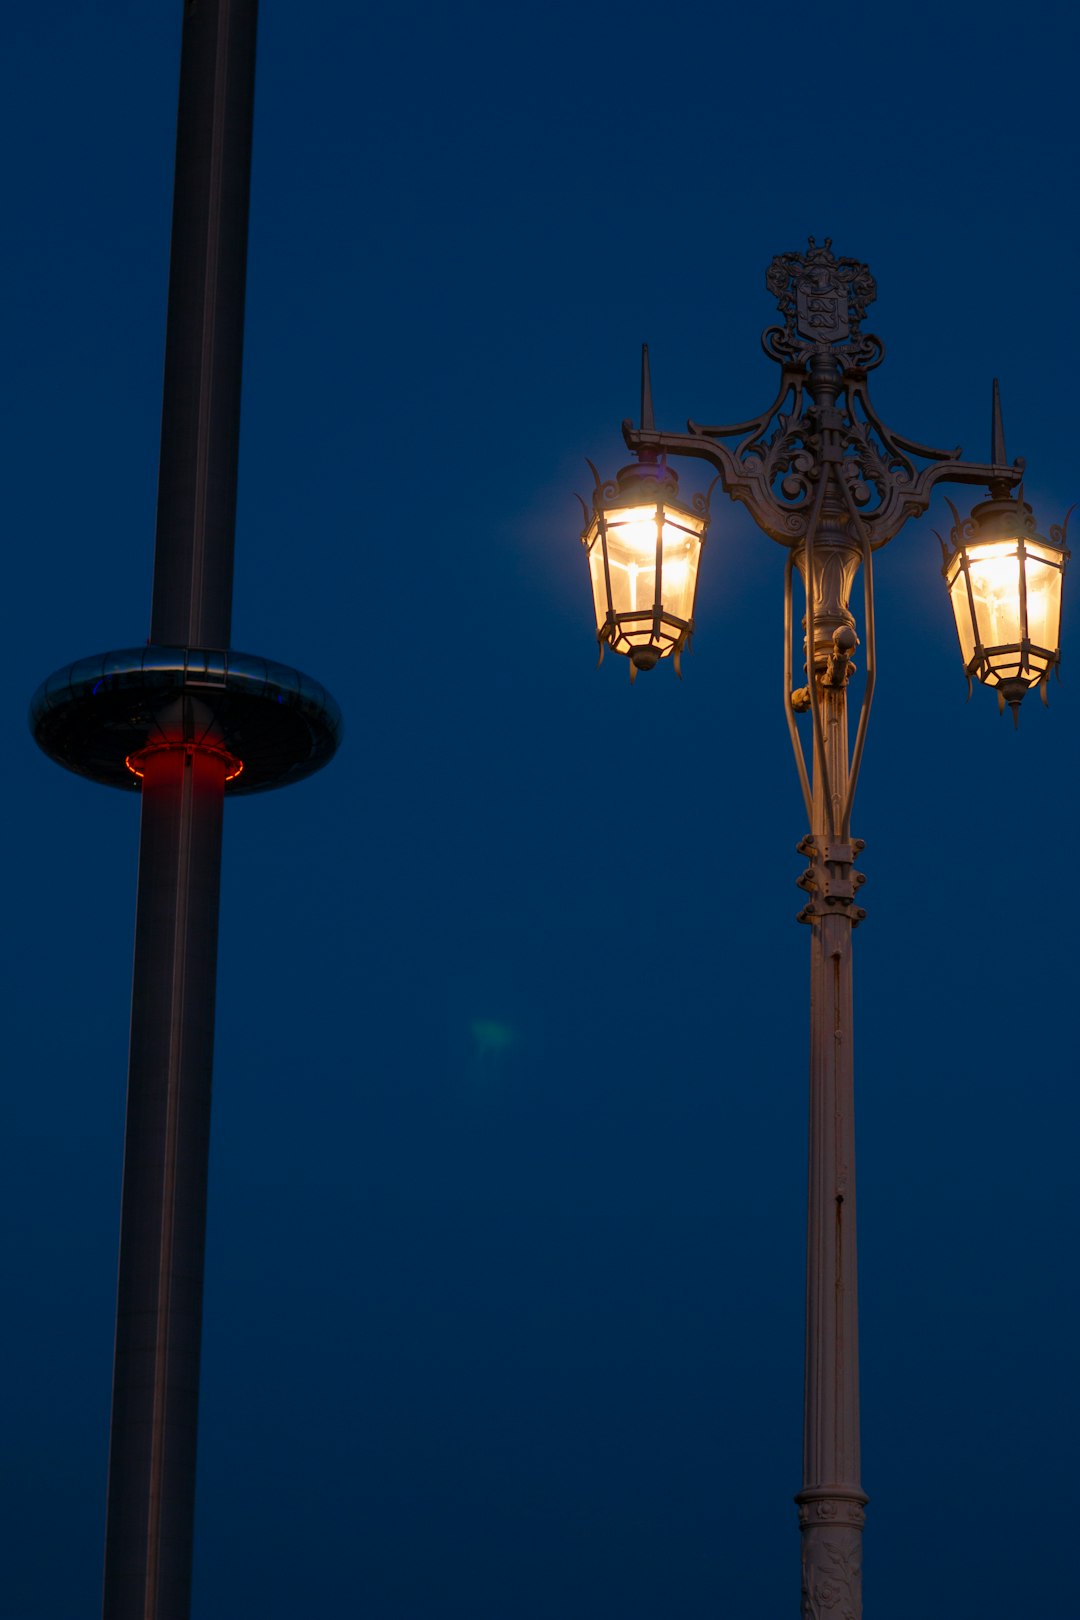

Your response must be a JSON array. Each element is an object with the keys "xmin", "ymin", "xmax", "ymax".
[
  {"xmin": 965, "ymin": 542, "xmax": 1022, "ymax": 648},
  {"xmin": 617, "ymin": 518, "xmax": 660, "ymax": 556}
]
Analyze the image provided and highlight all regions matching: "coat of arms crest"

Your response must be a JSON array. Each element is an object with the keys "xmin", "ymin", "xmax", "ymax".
[
  {"xmin": 765, "ymin": 238, "xmax": 877, "ymax": 360},
  {"xmin": 796, "ymin": 266, "xmax": 849, "ymax": 343}
]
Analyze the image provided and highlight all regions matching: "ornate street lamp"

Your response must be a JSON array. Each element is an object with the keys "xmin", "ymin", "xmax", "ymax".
[
  {"xmin": 580, "ymin": 348, "xmax": 711, "ymax": 678},
  {"xmin": 578, "ymin": 238, "xmax": 1067, "ymax": 1619},
  {"xmin": 939, "ymin": 383, "xmax": 1070, "ymax": 723}
]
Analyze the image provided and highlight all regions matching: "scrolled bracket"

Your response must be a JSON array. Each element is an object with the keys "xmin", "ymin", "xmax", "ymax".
[{"xmin": 621, "ymin": 238, "xmax": 1026, "ymax": 554}]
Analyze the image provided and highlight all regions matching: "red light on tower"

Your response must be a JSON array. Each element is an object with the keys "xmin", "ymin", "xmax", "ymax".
[{"xmin": 125, "ymin": 739, "xmax": 244, "ymax": 784}]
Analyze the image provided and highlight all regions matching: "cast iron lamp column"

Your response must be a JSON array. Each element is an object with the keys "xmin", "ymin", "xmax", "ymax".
[
  {"xmin": 30, "ymin": 5, "xmax": 340, "ymax": 1617},
  {"xmin": 789, "ymin": 360, "xmax": 872, "ymax": 1609},
  {"xmin": 579, "ymin": 239, "xmax": 1068, "ymax": 1617}
]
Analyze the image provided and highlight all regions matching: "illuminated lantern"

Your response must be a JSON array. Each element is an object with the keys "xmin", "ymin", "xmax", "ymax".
[
  {"xmin": 580, "ymin": 453, "xmax": 709, "ymax": 679},
  {"xmin": 941, "ymin": 488, "xmax": 1069, "ymax": 723},
  {"xmin": 580, "ymin": 344, "xmax": 711, "ymax": 680}
]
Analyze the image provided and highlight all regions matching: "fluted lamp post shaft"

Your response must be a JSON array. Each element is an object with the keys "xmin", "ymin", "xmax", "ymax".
[{"xmin": 793, "ymin": 488, "xmax": 868, "ymax": 1610}]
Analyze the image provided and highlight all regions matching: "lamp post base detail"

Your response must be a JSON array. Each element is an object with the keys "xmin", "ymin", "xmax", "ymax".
[{"xmin": 796, "ymin": 1488, "xmax": 867, "ymax": 1620}]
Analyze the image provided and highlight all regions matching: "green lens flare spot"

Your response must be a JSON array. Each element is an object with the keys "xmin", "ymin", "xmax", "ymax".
[{"xmin": 471, "ymin": 1019, "xmax": 515, "ymax": 1059}]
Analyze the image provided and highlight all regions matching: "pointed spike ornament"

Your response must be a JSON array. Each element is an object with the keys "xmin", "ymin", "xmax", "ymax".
[
  {"xmin": 991, "ymin": 376, "xmax": 1007, "ymax": 467},
  {"xmin": 640, "ymin": 343, "xmax": 655, "ymax": 433}
]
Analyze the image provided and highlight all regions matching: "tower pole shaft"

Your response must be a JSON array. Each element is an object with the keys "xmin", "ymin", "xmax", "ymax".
[
  {"xmin": 103, "ymin": 6, "xmax": 258, "ymax": 1617},
  {"xmin": 151, "ymin": 0, "xmax": 258, "ymax": 650},
  {"xmin": 103, "ymin": 751, "xmax": 227, "ymax": 1620}
]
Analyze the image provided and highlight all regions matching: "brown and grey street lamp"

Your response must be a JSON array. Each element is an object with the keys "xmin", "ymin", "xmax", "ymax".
[{"xmin": 578, "ymin": 238, "xmax": 1068, "ymax": 1618}]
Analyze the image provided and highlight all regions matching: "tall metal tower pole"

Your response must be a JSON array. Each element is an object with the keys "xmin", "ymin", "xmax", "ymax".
[
  {"xmin": 151, "ymin": 0, "xmax": 256, "ymax": 654},
  {"xmin": 104, "ymin": 5, "xmax": 256, "ymax": 1615},
  {"xmin": 30, "ymin": 5, "xmax": 341, "ymax": 1617}
]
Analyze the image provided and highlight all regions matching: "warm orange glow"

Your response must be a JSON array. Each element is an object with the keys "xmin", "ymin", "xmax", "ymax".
[
  {"xmin": 945, "ymin": 536, "xmax": 1065, "ymax": 686},
  {"xmin": 125, "ymin": 741, "xmax": 244, "ymax": 783},
  {"xmin": 584, "ymin": 501, "xmax": 706, "ymax": 658}
]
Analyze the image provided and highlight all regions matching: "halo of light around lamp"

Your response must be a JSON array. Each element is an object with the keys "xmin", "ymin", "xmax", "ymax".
[
  {"xmin": 941, "ymin": 489, "xmax": 1070, "ymax": 721},
  {"xmin": 580, "ymin": 456, "xmax": 709, "ymax": 678}
]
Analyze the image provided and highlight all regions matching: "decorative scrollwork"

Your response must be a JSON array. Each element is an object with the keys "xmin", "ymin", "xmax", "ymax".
[
  {"xmin": 943, "ymin": 488, "xmax": 1046, "ymax": 552},
  {"xmin": 738, "ymin": 392, "xmax": 819, "ymax": 511},
  {"xmin": 943, "ymin": 495, "xmax": 979, "ymax": 547},
  {"xmin": 691, "ymin": 475, "xmax": 721, "ymax": 519},
  {"xmin": 676, "ymin": 363, "xmax": 965, "ymax": 545},
  {"xmin": 1050, "ymin": 506, "xmax": 1075, "ymax": 548},
  {"xmin": 620, "ymin": 238, "xmax": 1024, "ymax": 549},
  {"xmin": 801, "ymin": 1527, "xmax": 862, "ymax": 1620}
]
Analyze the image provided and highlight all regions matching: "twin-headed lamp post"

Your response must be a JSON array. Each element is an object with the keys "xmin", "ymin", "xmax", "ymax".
[{"xmin": 579, "ymin": 239, "xmax": 1068, "ymax": 1618}]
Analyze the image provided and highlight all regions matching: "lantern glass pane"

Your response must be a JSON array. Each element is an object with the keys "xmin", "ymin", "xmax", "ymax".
[
  {"xmin": 947, "ymin": 562, "xmax": 977, "ymax": 667},
  {"xmin": 585, "ymin": 521, "xmax": 610, "ymax": 631},
  {"xmin": 966, "ymin": 542, "xmax": 1023, "ymax": 650},
  {"xmin": 603, "ymin": 504, "xmax": 705, "ymax": 627},
  {"xmin": 604, "ymin": 505, "xmax": 660, "ymax": 619},
  {"xmin": 1023, "ymin": 541, "xmax": 1063, "ymax": 653},
  {"xmin": 659, "ymin": 518, "xmax": 703, "ymax": 624}
]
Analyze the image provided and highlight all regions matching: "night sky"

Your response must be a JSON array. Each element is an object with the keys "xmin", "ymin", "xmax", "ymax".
[{"xmin": 6, "ymin": 4, "xmax": 1079, "ymax": 1617}]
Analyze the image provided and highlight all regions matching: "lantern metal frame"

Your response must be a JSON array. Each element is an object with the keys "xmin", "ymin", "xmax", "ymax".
[
  {"xmin": 939, "ymin": 485, "xmax": 1071, "ymax": 721},
  {"xmin": 580, "ymin": 454, "xmax": 712, "ymax": 678},
  {"xmin": 579, "ymin": 237, "xmax": 1070, "ymax": 1620},
  {"xmin": 580, "ymin": 347, "xmax": 713, "ymax": 679}
]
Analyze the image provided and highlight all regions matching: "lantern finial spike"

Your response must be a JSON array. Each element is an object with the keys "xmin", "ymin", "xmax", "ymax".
[
  {"xmin": 640, "ymin": 344, "xmax": 655, "ymax": 433},
  {"xmin": 991, "ymin": 377, "xmax": 1007, "ymax": 467}
]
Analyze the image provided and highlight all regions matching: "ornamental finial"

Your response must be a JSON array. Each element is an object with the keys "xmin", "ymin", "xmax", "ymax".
[
  {"xmin": 640, "ymin": 343, "xmax": 655, "ymax": 433},
  {"xmin": 991, "ymin": 377, "xmax": 1007, "ymax": 466}
]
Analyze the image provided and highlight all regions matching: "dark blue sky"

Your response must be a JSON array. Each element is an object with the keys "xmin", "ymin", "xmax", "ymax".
[{"xmin": 6, "ymin": 4, "xmax": 1078, "ymax": 1617}]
